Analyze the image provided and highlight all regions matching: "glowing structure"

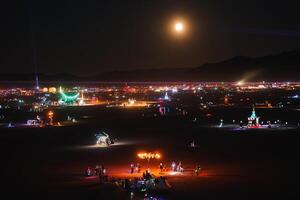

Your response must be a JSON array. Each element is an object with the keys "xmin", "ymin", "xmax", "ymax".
[
  {"xmin": 164, "ymin": 92, "xmax": 170, "ymax": 101},
  {"xmin": 35, "ymin": 74, "xmax": 39, "ymax": 90},
  {"xmin": 159, "ymin": 106, "xmax": 166, "ymax": 116},
  {"xmin": 49, "ymin": 87, "xmax": 57, "ymax": 93},
  {"xmin": 219, "ymin": 119, "xmax": 223, "ymax": 127},
  {"xmin": 159, "ymin": 106, "xmax": 170, "ymax": 116},
  {"xmin": 128, "ymin": 98, "xmax": 136, "ymax": 105},
  {"xmin": 79, "ymin": 91, "xmax": 85, "ymax": 105},
  {"xmin": 42, "ymin": 87, "xmax": 57, "ymax": 93},
  {"xmin": 137, "ymin": 152, "xmax": 161, "ymax": 160},
  {"xmin": 121, "ymin": 99, "xmax": 150, "ymax": 108},
  {"xmin": 95, "ymin": 131, "xmax": 114, "ymax": 147},
  {"xmin": 48, "ymin": 110, "xmax": 54, "ymax": 125},
  {"xmin": 247, "ymin": 105, "xmax": 260, "ymax": 128},
  {"xmin": 138, "ymin": 152, "xmax": 161, "ymax": 169},
  {"xmin": 59, "ymin": 87, "xmax": 79, "ymax": 104},
  {"xmin": 172, "ymin": 87, "xmax": 178, "ymax": 93},
  {"xmin": 27, "ymin": 115, "xmax": 42, "ymax": 127},
  {"xmin": 224, "ymin": 95, "xmax": 229, "ymax": 104},
  {"xmin": 7, "ymin": 122, "xmax": 13, "ymax": 128}
]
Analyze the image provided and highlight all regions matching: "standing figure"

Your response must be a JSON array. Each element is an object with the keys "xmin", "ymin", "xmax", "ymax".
[
  {"xmin": 195, "ymin": 165, "xmax": 201, "ymax": 176},
  {"xmin": 136, "ymin": 163, "xmax": 141, "ymax": 173},
  {"xmin": 85, "ymin": 167, "xmax": 92, "ymax": 176},
  {"xmin": 98, "ymin": 165, "xmax": 103, "ymax": 184},
  {"xmin": 159, "ymin": 162, "xmax": 163, "ymax": 173},
  {"xmin": 102, "ymin": 166, "xmax": 107, "ymax": 182},
  {"xmin": 130, "ymin": 163, "xmax": 134, "ymax": 174},
  {"xmin": 171, "ymin": 161, "xmax": 176, "ymax": 172},
  {"xmin": 177, "ymin": 162, "xmax": 183, "ymax": 172},
  {"xmin": 102, "ymin": 166, "xmax": 106, "ymax": 175},
  {"xmin": 190, "ymin": 140, "xmax": 195, "ymax": 148},
  {"xmin": 95, "ymin": 165, "xmax": 100, "ymax": 176}
]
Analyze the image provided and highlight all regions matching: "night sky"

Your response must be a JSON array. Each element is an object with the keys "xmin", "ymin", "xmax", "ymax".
[{"xmin": 1, "ymin": 0, "xmax": 300, "ymax": 75}]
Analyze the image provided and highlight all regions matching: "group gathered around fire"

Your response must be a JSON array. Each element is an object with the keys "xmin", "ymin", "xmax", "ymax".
[{"xmin": 84, "ymin": 161, "xmax": 202, "ymax": 196}]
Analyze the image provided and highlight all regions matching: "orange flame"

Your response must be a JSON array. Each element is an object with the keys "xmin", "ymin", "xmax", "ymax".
[{"xmin": 137, "ymin": 152, "xmax": 161, "ymax": 160}]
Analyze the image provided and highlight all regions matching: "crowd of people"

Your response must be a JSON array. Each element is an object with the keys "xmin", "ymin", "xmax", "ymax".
[
  {"xmin": 171, "ymin": 161, "xmax": 184, "ymax": 172},
  {"xmin": 83, "ymin": 161, "xmax": 202, "ymax": 199},
  {"xmin": 130, "ymin": 163, "xmax": 141, "ymax": 174},
  {"xmin": 86, "ymin": 161, "xmax": 201, "ymax": 180},
  {"xmin": 130, "ymin": 161, "xmax": 183, "ymax": 175},
  {"xmin": 84, "ymin": 161, "xmax": 201, "ymax": 192},
  {"xmin": 84, "ymin": 165, "xmax": 108, "ymax": 183},
  {"xmin": 84, "ymin": 164, "xmax": 171, "ymax": 197},
  {"xmin": 129, "ymin": 161, "xmax": 192, "ymax": 175},
  {"xmin": 194, "ymin": 164, "xmax": 202, "ymax": 176},
  {"xmin": 112, "ymin": 173, "xmax": 171, "ymax": 193}
]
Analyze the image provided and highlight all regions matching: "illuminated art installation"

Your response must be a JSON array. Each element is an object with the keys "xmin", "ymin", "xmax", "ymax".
[
  {"xmin": 59, "ymin": 86, "xmax": 79, "ymax": 104},
  {"xmin": 247, "ymin": 105, "xmax": 260, "ymax": 127},
  {"xmin": 137, "ymin": 152, "xmax": 161, "ymax": 160},
  {"xmin": 164, "ymin": 92, "xmax": 170, "ymax": 101},
  {"xmin": 137, "ymin": 152, "xmax": 161, "ymax": 169}
]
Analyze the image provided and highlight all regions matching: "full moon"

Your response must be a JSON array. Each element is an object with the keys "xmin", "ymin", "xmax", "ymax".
[
  {"xmin": 168, "ymin": 18, "xmax": 189, "ymax": 38},
  {"xmin": 175, "ymin": 22, "xmax": 184, "ymax": 32}
]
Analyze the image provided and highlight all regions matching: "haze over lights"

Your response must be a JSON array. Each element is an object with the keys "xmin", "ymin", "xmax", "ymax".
[{"xmin": 237, "ymin": 80, "xmax": 245, "ymax": 86}]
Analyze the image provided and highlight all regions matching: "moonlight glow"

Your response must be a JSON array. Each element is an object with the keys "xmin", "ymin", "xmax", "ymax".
[
  {"xmin": 169, "ymin": 18, "xmax": 188, "ymax": 38},
  {"xmin": 175, "ymin": 22, "xmax": 184, "ymax": 32}
]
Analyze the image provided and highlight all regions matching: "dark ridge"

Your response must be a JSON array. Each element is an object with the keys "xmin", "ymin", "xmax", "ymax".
[{"xmin": 0, "ymin": 49, "xmax": 299, "ymax": 82}]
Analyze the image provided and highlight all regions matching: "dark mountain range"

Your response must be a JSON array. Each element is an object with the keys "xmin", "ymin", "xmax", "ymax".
[
  {"xmin": 1, "ymin": 50, "xmax": 300, "ymax": 82},
  {"xmin": 190, "ymin": 50, "xmax": 300, "ymax": 81}
]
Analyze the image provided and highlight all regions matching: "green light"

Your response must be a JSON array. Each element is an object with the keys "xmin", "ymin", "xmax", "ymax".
[{"xmin": 59, "ymin": 86, "xmax": 79, "ymax": 104}]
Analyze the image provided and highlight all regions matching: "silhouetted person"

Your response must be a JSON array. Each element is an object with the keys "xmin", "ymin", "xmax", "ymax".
[
  {"xmin": 130, "ymin": 163, "xmax": 134, "ymax": 174},
  {"xmin": 171, "ymin": 161, "xmax": 176, "ymax": 171},
  {"xmin": 85, "ymin": 167, "xmax": 92, "ymax": 176},
  {"xmin": 159, "ymin": 162, "xmax": 163, "ymax": 173},
  {"xmin": 136, "ymin": 163, "xmax": 141, "ymax": 173},
  {"xmin": 195, "ymin": 165, "xmax": 201, "ymax": 176}
]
